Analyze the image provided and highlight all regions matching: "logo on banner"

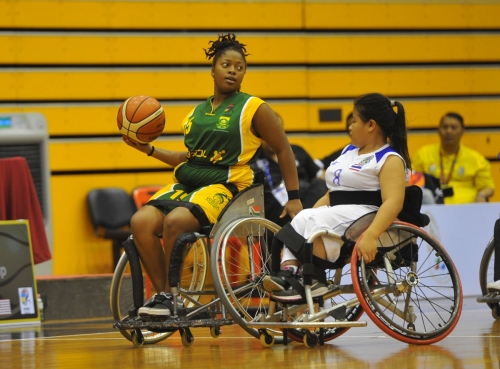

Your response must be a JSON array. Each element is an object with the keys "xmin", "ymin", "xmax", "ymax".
[{"xmin": 18, "ymin": 287, "xmax": 35, "ymax": 315}]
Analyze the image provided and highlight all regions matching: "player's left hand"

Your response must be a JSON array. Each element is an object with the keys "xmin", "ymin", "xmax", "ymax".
[
  {"xmin": 357, "ymin": 236, "xmax": 378, "ymax": 263},
  {"xmin": 281, "ymin": 199, "xmax": 303, "ymax": 220}
]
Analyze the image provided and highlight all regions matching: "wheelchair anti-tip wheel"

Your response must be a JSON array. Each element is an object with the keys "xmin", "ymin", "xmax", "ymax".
[
  {"xmin": 211, "ymin": 217, "xmax": 285, "ymax": 342},
  {"xmin": 479, "ymin": 237, "xmax": 500, "ymax": 320},
  {"xmin": 351, "ymin": 221, "xmax": 462, "ymax": 345},
  {"xmin": 110, "ymin": 238, "xmax": 209, "ymax": 344}
]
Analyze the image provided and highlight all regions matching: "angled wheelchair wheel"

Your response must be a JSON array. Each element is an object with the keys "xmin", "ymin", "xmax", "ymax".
[
  {"xmin": 211, "ymin": 217, "xmax": 283, "ymax": 341},
  {"xmin": 479, "ymin": 237, "xmax": 500, "ymax": 319},
  {"xmin": 351, "ymin": 221, "xmax": 462, "ymax": 345},
  {"xmin": 110, "ymin": 238, "xmax": 209, "ymax": 344},
  {"xmin": 285, "ymin": 266, "xmax": 364, "ymax": 343}
]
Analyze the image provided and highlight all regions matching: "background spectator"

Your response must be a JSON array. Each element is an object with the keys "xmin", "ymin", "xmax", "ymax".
[
  {"xmin": 252, "ymin": 140, "xmax": 327, "ymax": 226},
  {"xmin": 412, "ymin": 112, "xmax": 494, "ymax": 204}
]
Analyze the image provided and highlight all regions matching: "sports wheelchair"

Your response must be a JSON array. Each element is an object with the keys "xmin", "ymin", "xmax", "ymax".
[
  {"xmin": 110, "ymin": 184, "xmax": 463, "ymax": 348},
  {"xmin": 477, "ymin": 217, "xmax": 500, "ymax": 319}
]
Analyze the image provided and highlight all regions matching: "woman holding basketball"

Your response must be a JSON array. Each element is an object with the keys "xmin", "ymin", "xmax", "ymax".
[{"xmin": 122, "ymin": 33, "xmax": 302, "ymax": 317}]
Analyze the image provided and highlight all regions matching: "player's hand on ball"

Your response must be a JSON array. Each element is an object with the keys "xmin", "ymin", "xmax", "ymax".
[{"xmin": 122, "ymin": 135, "xmax": 150, "ymax": 154}]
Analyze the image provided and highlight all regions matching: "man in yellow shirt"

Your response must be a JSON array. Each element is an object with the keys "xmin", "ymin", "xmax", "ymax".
[{"xmin": 412, "ymin": 112, "xmax": 495, "ymax": 204}]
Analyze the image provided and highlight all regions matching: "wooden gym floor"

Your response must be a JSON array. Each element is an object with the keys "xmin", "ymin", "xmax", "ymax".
[{"xmin": 0, "ymin": 297, "xmax": 498, "ymax": 369}]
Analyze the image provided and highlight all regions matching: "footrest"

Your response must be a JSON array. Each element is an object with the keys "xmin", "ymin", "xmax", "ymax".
[
  {"xmin": 477, "ymin": 295, "xmax": 500, "ymax": 303},
  {"xmin": 114, "ymin": 317, "xmax": 233, "ymax": 332},
  {"xmin": 247, "ymin": 321, "xmax": 367, "ymax": 329}
]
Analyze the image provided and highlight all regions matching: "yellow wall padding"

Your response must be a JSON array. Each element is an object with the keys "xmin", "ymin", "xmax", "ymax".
[
  {"xmin": 289, "ymin": 132, "xmax": 500, "ymax": 164},
  {"xmin": 1, "ymin": 98, "xmax": 499, "ymax": 136},
  {"xmin": 49, "ymin": 138, "xmax": 186, "ymax": 171},
  {"xmin": 3, "ymin": 67, "xmax": 500, "ymax": 101},
  {"xmin": 0, "ymin": 1, "xmax": 303, "ymax": 30},
  {"xmin": 304, "ymin": 2, "xmax": 500, "ymax": 30},
  {"xmin": 3, "ymin": 33, "xmax": 500, "ymax": 65},
  {"xmin": 50, "ymin": 132, "xmax": 500, "ymax": 173},
  {"xmin": 2, "ymin": 1, "xmax": 500, "ymax": 30}
]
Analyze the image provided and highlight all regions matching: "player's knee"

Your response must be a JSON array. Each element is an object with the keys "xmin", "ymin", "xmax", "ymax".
[
  {"xmin": 131, "ymin": 207, "xmax": 157, "ymax": 234},
  {"xmin": 163, "ymin": 208, "xmax": 196, "ymax": 235}
]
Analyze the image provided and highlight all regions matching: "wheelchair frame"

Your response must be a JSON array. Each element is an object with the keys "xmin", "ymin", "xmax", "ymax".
[
  {"xmin": 477, "ymin": 218, "xmax": 500, "ymax": 320},
  {"xmin": 110, "ymin": 184, "xmax": 463, "ymax": 348}
]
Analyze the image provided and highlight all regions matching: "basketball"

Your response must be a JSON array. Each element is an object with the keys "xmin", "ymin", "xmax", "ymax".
[{"xmin": 117, "ymin": 95, "xmax": 165, "ymax": 144}]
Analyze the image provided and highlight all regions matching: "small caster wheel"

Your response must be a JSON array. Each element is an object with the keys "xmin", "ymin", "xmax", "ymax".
[
  {"xmin": 181, "ymin": 328, "xmax": 194, "ymax": 347},
  {"xmin": 492, "ymin": 304, "xmax": 500, "ymax": 320},
  {"xmin": 259, "ymin": 331, "xmax": 275, "ymax": 348},
  {"xmin": 131, "ymin": 330, "xmax": 144, "ymax": 348},
  {"xmin": 210, "ymin": 326, "xmax": 221, "ymax": 338},
  {"xmin": 303, "ymin": 331, "xmax": 318, "ymax": 348}
]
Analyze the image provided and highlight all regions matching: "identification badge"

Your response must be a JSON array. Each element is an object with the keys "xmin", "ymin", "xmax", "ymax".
[{"xmin": 272, "ymin": 183, "xmax": 288, "ymax": 206}]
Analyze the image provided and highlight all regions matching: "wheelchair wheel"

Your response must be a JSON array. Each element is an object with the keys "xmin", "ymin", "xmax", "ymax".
[
  {"xmin": 110, "ymin": 238, "xmax": 209, "ymax": 344},
  {"xmin": 285, "ymin": 266, "xmax": 364, "ymax": 343},
  {"xmin": 211, "ymin": 217, "xmax": 283, "ymax": 341},
  {"xmin": 479, "ymin": 237, "xmax": 500, "ymax": 318},
  {"xmin": 351, "ymin": 221, "xmax": 462, "ymax": 345}
]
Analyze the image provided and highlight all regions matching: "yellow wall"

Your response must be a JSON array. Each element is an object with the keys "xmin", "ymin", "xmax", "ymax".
[
  {"xmin": 51, "ymin": 172, "xmax": 175, "ymax": 274},
  {"xmin": 1, "ymin": 0, "xmax": 499, "ymax": 275}
]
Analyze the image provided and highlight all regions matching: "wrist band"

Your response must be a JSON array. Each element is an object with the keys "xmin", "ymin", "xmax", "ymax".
[
  {"xmin": 287, "ymin": 190, "xmax": 300, "ymax": 200},
  {"xmin": 147, "ymin": 146, "xmax": 155, "ymax": 156}
]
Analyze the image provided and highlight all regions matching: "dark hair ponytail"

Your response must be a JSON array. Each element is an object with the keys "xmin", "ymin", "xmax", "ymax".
[
  {"xmin": 391, "ymin": 100, "xmax": 411, "ymax": 171},
  {"xmin": 354, "ymin": 93, "xmax": 411, "ymax": 171}
]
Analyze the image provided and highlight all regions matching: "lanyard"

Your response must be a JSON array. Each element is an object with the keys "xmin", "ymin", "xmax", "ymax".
[
  {"xmin": 257, "ymin": 159, "xmax": 274, "ymax": 189},
  {"xmin": 439, "ymin": 148, "xmax": 459, "ymax": 186}
]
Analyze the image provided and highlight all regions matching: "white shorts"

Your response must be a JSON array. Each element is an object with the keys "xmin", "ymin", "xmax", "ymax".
[{"xmin": 281, "ymin": 205, "xmax": 378, "ymax": 263}]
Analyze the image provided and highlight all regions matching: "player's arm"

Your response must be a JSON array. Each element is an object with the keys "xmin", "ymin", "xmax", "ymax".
[
  {"xmin": 356, "ymin": 156, "xmax": 406, "ymax": 262},
  {"xmin": 122, "ymin": 136, "xmax": 187, "ymax": 167},
  {"xmin": 251, "ymin": 104, "xmax": 303, "ymax": 218}
]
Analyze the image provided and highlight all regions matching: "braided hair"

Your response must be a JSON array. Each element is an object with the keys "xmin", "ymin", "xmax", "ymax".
[{"xmin": 204, "ymin": 33, "xmax": 249, "ymax": 66}]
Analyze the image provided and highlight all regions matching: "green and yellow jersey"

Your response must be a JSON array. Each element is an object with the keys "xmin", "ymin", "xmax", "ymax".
[{"xmin": 174, "ymin": 92, "xmax": 264, "ymax": 191}]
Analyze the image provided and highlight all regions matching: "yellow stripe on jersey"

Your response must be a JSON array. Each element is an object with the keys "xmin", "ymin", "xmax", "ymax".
[{"xmin": 237, "ymin": 96, "xmax": 265, "ymax": 164}]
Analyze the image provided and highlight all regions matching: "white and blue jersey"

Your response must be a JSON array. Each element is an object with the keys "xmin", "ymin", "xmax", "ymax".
[
  {"xmin": 282, "ymin": 144, "xmax": 408, "ymax": 264},
  {"xmin": 325, "ymin": 144, "xmax": 408, "ymax": 192}
]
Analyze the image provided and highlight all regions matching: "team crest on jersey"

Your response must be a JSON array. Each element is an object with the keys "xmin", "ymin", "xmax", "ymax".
[
  {"xmin": 217, "ymin": 116, "xmax": 230, "ymax": 129},
  {"xmin": 210, "ymin": 150, "xmax": 226, "ymax": 163},
  {"xmin": 349, "ymin": 155, "xmax": 373, "ymax": 172},
  {"xmin": 184, "ymin": 116, "xmax": 194, "ymax": 135},
  {"xmin": 206, "ymin": 192, "xmax": 230, "ymax": 210}
]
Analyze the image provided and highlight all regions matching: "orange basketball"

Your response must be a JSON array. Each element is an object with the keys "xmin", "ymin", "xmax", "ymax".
[{"xmin": 117, "ymin": 95, "xmax": 165, "ymax": 144}]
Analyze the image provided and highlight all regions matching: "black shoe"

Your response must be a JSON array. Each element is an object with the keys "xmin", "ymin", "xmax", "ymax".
[
  {"xmin": 272, "ymin": 279, "xmax": 329, "ymax": 302},
  {"xmin": 262, "ymin": 269, "xmax": 298, "ymax": 292},
  {"xmin": 138, "ymin": 292, "xmax": 184, "ymax": 317}
]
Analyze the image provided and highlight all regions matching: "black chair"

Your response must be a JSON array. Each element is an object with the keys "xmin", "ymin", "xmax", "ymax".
[{"xmin": 87, "ymin": 188, "xmax": 137, "ymax": 269}]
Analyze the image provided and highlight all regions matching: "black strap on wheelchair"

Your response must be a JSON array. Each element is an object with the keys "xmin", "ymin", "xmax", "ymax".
[
  {"xmin": 122, "ymin": 236, "xmax": 144, "ymax": 311},
  {"xmin": 169, "ymin": 232, "xmax": 199, "ymax": 289},
  {"xmin": 329, "ymin": 185, "xmax": 430, "ymax": 227},
  {"xmin": 271, "ymin": 223, "xmax": 336, "ymax": 285},
  {"xmin": 146, "ymin": 200, "xmax": 213, "ymax": 236},
  {"xmin": 494, "ymin": 218, "xmax": 500, "ymax": 282}
]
